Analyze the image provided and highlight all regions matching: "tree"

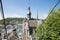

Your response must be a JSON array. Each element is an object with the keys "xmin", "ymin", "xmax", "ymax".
[{"xmin": 36, "ymin": 8, "xmax": 60, "ymax": 40}]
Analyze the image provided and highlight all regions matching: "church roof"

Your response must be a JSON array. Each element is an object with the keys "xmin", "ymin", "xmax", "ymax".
[{"xmin": 29, "ymin": 20, "xmax": 37, "ymax": 27}]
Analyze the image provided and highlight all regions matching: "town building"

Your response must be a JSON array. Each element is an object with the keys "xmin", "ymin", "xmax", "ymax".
[
  {"xmin": 0, "ymin": 24, "xmax": 19, "ymax": 40},
  {"xmin": 17, "ymin": 24, "xmax": 23, "ymax": 40},
  {"xmin": 0, "ymin": 25, "xmax": 5, "ymax": 40},
  {"xmin": 0, "ymin": 6, "xmax": 43, "ymax": 40}
]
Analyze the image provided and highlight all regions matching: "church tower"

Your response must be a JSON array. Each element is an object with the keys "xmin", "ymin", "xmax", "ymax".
[
  {"xmin": 37, "ymin": 10, "xmax": 38, "ymax": 20},
  {"xmin": 27, "ymin": 6, "xmax": 31, "ymax": 20}
]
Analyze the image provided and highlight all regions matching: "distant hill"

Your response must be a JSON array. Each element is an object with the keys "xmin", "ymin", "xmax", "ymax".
[
  {"xmin": 0, "ymin": 18, "xmax": 24, "ymax": 24},
  {"xmin": 0, "ymin": 17, "xmax": 42, "ymax": 24}
]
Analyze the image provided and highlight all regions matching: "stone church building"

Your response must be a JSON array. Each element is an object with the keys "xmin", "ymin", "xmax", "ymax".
[{"xmin": 23, "ymin": 7, "xmax": 43, "ymax": 40}]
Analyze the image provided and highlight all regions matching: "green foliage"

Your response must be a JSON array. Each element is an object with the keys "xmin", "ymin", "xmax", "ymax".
[{"xmin": 36, "ymin": 8, "xmax": 60, "ymax": 40}]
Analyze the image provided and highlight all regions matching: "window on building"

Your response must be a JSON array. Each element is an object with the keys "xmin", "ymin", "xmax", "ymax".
[
  {"xmin": 29, "ymin": 27, "xmax": 33, "ymax": 35},
  {"xmin": 0, "ymin": 33, "xmax": 1, "ymax": 37}
]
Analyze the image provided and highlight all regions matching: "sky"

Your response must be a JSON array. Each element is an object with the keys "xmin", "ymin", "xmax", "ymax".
[{"xmin": 0, "ymin": 0, "xmax": 60, "ymax": 19}]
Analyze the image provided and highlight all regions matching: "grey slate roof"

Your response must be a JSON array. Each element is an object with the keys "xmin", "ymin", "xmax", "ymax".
[{"xmin": 29, "ymin": 20, "xmax": 37, "ymax": 27}]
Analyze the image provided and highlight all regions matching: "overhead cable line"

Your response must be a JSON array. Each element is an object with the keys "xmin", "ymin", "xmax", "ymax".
[{"xmin": 45, "ymin": 0, "xmax": 60, "ymax": 20}]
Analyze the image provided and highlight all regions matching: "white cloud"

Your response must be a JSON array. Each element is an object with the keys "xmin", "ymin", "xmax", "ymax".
[
  {"xmin": 35, "ymin": 12, "xmax": 48, "ymax": 19},
  {"xmin": 40, "ymin": 13, "xmax": 48, "ymax": 19},
  {"xmin": 5, "ymin": 13, "xmax": 26, "ymax": 18}
]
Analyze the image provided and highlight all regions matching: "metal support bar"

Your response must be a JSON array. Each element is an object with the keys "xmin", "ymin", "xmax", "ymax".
[{"xmin": 0, "ymin": 0, "xmax": 8, "ymax": 40}]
